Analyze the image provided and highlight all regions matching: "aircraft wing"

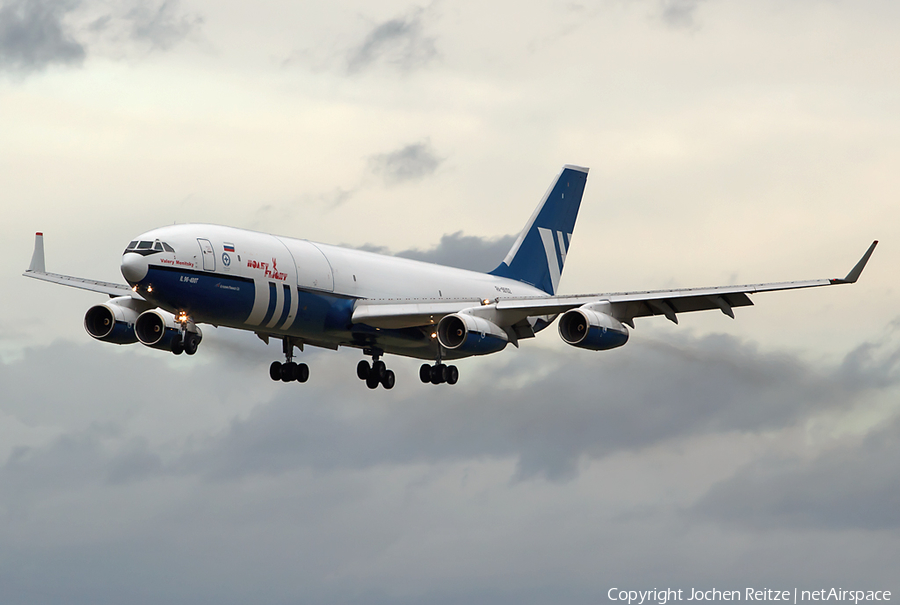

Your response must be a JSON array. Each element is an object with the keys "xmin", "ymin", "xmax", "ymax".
[
  {"xmin": 23, "ymin": 270, "xmax": 140, "ymax": 298},
  {"xmin": 22, "ymin": 232, "xmax": 143, "ymax": 300},
  {"xmin": 352, "ymin": 240, "xmax": 878, "ymax": 331}
]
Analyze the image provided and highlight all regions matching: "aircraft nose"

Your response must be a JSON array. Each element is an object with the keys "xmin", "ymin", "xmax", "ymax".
[{"xmin": 121, "ymin": 253, "xmax": 149, "ymax": 283}]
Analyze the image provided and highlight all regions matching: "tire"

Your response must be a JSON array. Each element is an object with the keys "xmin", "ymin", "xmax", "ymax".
[
  {"xmin": 372, "ymin": 360, "xmax": 386, "ymax": 379},
  {"xmin": 185, "ymin": 334, "xmax": 199, "ymax": 355},
  {"xmin": 269, "ymin": 361, "xmax": 282, "ymax": 381},
  {"xmin": 366, "ymin": 373, "xmax": 380, "ymax": 389},
  {"xmin": 357, "ymin": 360, "xmax": 370, "ymax": 380},
  {"xmin": 297, "ymin": 363, "xmax": 309, "ymax": 383},
  {"xmin": 172, "ymin": 342, "xmax": 184, "ymax": 355},
  {"xmin": 430, "ymin": 364, "xmax": 444, "ymax": 385},
  {"xmin": 446, "ymin": 365, "xmax": 459, "ymax": 385},
  {"xmin": 281, "ymin": 361, "xmax": 297, "ymax": 382},
  {"xmin": 440, "ymin": 364, "xmax": 451, "ymax": 382},
  {"xmin": 419, "ymin": 364, "xmax": 431, "ymax": 383},
  {"xmin": 382, "ymin": 369, "xmax": 395, "ymax": 390}
]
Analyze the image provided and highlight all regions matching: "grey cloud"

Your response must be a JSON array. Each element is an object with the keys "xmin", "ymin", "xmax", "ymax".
[
  {"xmin": 369, "ymin": 141, "xmax": 443, "ymax": 185},
  {"xmin": 2, "ymin": 427, "xmax": 160, "ymax": 499},
  {"xmin": 395, "ymin": 231, "xmax": 515, "ymax": 272},
  {"xmin": 176, "ymin": 332, "xmax": 900, "ymax": 482},
  {"xmin": 695, "ymin": 414, "xmax": 900, "ymax": 531},
  {"xmin": 10, "ymin": 329, "xmax": 895, "ymax": 487},
  {"xmin": 126, "ymin": 0, "xmax": 201, "ymax": 51},
  {"xmin": 350, "ymin": 232, "xmax": 514, "ymax": 272},
  {"xmin": 0, "ymin": 0, "xmax": 201, "ymax": 74},
  {"xmin": 659, "ymin": 0, "xmax": 705, "ymax": 28},
  {"xmin": 6, "ymin": 317, "xmax": 900, "ymax": 488},
  {"xmin": 2, "ymin": 328, "xmax": 900, "ymax": 601},
  {"xmin": 0, "ymin": 0, "xmax": 85, "ymax": 72},
  {"xmin": 346, "ymin": 8, "xmax": 437, "ymax": 74}
]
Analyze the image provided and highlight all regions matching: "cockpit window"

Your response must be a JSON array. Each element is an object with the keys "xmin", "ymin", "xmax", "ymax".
[
  {"xmin": 162, "ymin": 242, "xmax": 175, "ymax": 253},
  {"xmin": 153, "ymin": 241, "xmax": 164, "ymax": 251},
  {"xmin": 136, "ymin": 241, "xmax": 152, "ymax": 250},
  {"xmin": 127, "ymin": 241, "xmax": 138, "ymax": 250}
]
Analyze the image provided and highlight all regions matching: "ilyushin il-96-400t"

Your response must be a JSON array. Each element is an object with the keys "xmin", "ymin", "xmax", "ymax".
[{"xmin": 24, "ymin": 165, "xmax": 877, "ymax": 389}]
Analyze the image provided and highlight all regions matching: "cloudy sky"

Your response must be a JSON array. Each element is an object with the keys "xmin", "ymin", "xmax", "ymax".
[{"xmin": 1, "ymin": 0, "xmax": 899, "ymax": 602}]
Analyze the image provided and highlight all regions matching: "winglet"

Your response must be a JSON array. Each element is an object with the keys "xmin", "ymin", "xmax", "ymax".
[
  {"xmin": 28, "ymin": 232, "xmax": 46, "ymax": 273},
  {"xmin": 832, "ymin": 240, "xmax": 877, "ymax": 284}
]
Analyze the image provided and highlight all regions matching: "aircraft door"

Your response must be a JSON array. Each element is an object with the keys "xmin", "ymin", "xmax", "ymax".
[{"xmin": 197, "ymin": 238, "xmax": 215, "ymax": 271}]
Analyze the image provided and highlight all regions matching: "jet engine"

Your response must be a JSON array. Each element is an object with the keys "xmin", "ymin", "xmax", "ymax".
[
  {"xmin": 135, "ymin": 309, "xmax": 202, "ymax": 355},
  {"xmin": 437, "ymin": 313, "xmax": 508, "ymax": 356},
  {"xmin": 83, "ymin": 296, "xmax": 142, "ymax": 344},
  {"xmin": 558, "ymin": 306, "xmax": 629, "ymax": 351}
]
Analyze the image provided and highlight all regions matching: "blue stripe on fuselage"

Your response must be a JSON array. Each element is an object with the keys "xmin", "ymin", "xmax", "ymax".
[
  {"xmin": 141, "ymin": 265, "xmax": 255, "ymax": 324},
  {"xmin": 277, "ymin": 284, "xmax": 291, "ymax": 328},
  {"xmin": 261, "ymin": 282, "xmax": 278, "ymax": 326},
  {"xmin": 140, "ymin": 265, "xmax": 439, "ymax": 354}
]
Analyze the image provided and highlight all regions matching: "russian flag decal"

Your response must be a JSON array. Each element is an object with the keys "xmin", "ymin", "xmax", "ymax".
[{"xmin": 224, "ymin": 243, "xmax": 235, "ymax": 252}]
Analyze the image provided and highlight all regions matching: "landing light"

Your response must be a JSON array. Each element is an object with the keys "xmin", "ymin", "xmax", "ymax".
[
  {"xmin": 147, "ymin": 285, "xmax": 153, "ymax": 293},
  {"xmin": 431, "ymin": 332, "xmax": 437, "ymax": 339},
  {"xmin": 482, "ymin": 299, "xmax": 490, "ymax": 305}
]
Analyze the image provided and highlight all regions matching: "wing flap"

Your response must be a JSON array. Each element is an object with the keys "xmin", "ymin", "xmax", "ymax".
[{"xmin": 351, "ymin": 299, "xmax": 483, "ymax": 329}]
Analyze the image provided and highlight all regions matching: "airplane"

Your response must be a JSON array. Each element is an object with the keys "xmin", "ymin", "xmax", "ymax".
[{"xmin": 23, "ymin": 165, "xmax": 877, "ymax": 390}]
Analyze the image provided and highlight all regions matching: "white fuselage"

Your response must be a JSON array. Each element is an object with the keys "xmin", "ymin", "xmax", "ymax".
[{"xmin": 121, "ymin": 224, "xmax": 549, "ymax": 359}]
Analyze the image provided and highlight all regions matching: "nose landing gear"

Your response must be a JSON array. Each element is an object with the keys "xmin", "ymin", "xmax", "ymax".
[
  {"xmin": 171, "ymin": 314, "xmax": 201, "ymax": 356},
  {"xmin": 357, "ymin": 349, "xmax": 395, "ymax": 389},
  {"xmin": 269, "ymin": 337, "xmax": 309, "ymax": 383}
]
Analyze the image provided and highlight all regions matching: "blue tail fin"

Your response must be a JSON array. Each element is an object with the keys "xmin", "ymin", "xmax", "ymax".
[{"xmin": 489, "ymin": 165, "xmax": 588, "ymax": 295}]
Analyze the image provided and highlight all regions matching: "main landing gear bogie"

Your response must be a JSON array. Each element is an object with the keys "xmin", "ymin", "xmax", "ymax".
[
  {"xmin": 269, "ymin": 337, "xmax": 309, "ymax": 383},
  {"xmin": 357, "ymin": 359, "xmax": 395, "ymax": 390},
  {"xmin": 420, "ymin": 363, "xmax": 459, "ymax": 386},
  {"xmin": 269, "ymin": 360, "xmax": 309, "ymax": 383}
]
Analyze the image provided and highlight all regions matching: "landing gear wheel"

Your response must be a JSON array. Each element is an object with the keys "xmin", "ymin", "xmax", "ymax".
[
  {"xmin": 430, "ymin": 364, "xmax": 445, "ymax": 385},
  {"xmin": 184, "ymin": 334, "xmax": 199, "ymax": 355},
  {"xmin": 366, "ymin": 373, "xmax": 380, "ymax": 389},
  {"xmin": 420, "ymin": 364, "xmax": 431, "ymax": 383},
  {"xmin": 372, "ymin": 360, "xmax": 386, "ymax": 379},
  {"xmin": 357, "ymin": 360, "xmax": 370, "ymax": 380},
  {"xmin": 269, "ymin": 361, "xmax": 282, "ymax": 381},
  {"xmin": 281, "ymin": 361, "xmax": 298, "ymax": 382},
  {"xmin": 446, "ymin": 365, "xmax": 459, "ymax": 385},
  {"xmin": 172, "ymin": 341, "xmax": 184, "ymax": 355},
  {"xmin": 296, "ymin": 363, "xmax": 309, "ymax": 383},
  {"xmin": 382, "ymin": 369, "xmax": 395, "ymax": 390}
]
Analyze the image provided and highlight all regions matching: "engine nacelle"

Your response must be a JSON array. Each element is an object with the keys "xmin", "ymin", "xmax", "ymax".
[
  {"xmin": 558, "ymin": 307, "xmax": 629, "ymax": 351},
  {"xmin": 437, "ymin": 313, "xmax": 509, "ymax": 356},
  {"xmin": 84, "ymin": 297, "xmax": 142, "ymax": 344},
  {"xmin": 135, "ymin": 309, "xmax": 202, "ymax": 353}
]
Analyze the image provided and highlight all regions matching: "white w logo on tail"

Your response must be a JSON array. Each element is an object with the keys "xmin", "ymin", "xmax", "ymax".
[{"xmin": 538, "ymin": 227, "xmax": 571, "ymax": 294}]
